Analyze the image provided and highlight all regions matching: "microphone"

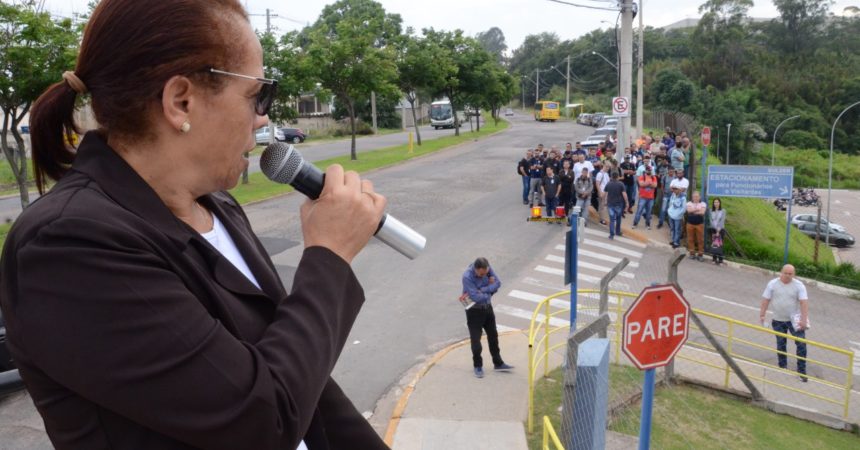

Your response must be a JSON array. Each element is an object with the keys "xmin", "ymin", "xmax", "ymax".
[{"xmin": 260, "ymin": 143, "xmax": 426, "ymax": 259}]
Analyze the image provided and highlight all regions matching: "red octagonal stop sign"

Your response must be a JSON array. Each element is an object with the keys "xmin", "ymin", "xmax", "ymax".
[{"xmin": 622, "ymin": 284, "xmax": 690, "ymax": 370}]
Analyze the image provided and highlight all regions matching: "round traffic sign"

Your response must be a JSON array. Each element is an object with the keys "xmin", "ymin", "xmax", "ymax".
[
  {"xmin": 701, "ymin": 127, "xmax": 711, "ymax": 146},
  {"xmin": 622, "ymin": 284, "xmax": 690, "ymax": 370},
  {"xmin": 613, "ymin": 97, "xmax": 629, "ymax": 115}
]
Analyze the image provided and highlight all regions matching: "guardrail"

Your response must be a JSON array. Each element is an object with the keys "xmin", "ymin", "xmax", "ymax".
[
  {"xmin": 526, "ymin": 289, "xmax": 856, "ymax": 432},
  {"xmin": 542, "ymin": 415, "xmax": 565, "ymax": 450}
]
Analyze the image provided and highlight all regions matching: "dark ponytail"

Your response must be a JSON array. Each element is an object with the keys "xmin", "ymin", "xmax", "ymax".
[
  {"xmin": 27, "ymin": 0, "xmax": 248, "ymax": 195},
  {"xmin": 29, "ymin": 81, "xmax": 80, "ymax": 194}
]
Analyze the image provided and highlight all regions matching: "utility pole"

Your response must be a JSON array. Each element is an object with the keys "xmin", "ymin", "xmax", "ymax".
[
  {"xmin": 566, "ymin": 55, "xmax": 570, "ymax": 118},
  {"xmin": 266, "ymin": 8, "xmax": 271, "ymax": 33},
  {"xmin": 371, "ymin": 91, "xmax": 378, "ymax": 133},
  {"xmin": 535, "ymin": 68, "xmax": 540, "ymax": 103},
  {"xmin": 618, "ymin": 0, "xmax": 634, "ymax": 150},
  {"xmin": 521, "ymin": 78, "xmax": 526, "ymax": 111},
  {"xmin": 636, "ymin": 0, "xmax": 644, "ymax": 137}
]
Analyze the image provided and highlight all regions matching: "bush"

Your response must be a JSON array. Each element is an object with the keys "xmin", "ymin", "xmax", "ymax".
[{"xmin": 780, "ymin": 130, "xmax": 825, "ymax": 150}]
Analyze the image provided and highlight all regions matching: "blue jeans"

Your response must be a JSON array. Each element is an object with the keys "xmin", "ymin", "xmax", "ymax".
[
  {"xmin": 521, "ymin": 176, "xmax": 530, "ymax": 202},
  {"xmin": 658, "ymin": 193, "xmax": 671, "ymax": 226},
  {"xmin": 545, "ymin": 197, "xmax": 558, "ymax": 217},
  {"xmin": 669, "ymin": 217, "xmax": 683, "ymax": 246},
  {"xmin": 608, "ymin": 205, "xmax": 623, "ymax": 237},
  {"xmin": 634, "ymin": 198, "xmax": 654, "ymax": 226},
  {"xmin": 772, "ymin": 320, "xmax": 807, "ymax": 375},
  {"xmin": 625, "ymin": 184, "xmax": 636, "ymax": 209}
]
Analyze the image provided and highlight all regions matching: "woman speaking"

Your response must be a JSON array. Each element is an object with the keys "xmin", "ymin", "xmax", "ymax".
[{"xmin": 0, "ymin": 0, "xmax": 388, "ymax": 448}]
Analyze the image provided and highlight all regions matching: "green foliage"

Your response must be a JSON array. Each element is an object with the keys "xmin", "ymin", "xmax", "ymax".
[
  {"xmin": 260, "ymin": 31, "xmax": 319, "ymax": 124},
  {"xmin": 651, "ymin": 69, "xmax": 695, "ymax": 109},
  {"xmin": 0, "ymin": 1, "xmax": 79, "ymax": 207},
  {"xmin": 780, "ymin": 129, "xmax": 825, "ymax": 150},
  {"xmin": 303, "ymin": 0, "xmax": 402, "ymax": 160},
  {"xmin": 475, "ymin": 27, "xmax": 507, "ymax": 64}
]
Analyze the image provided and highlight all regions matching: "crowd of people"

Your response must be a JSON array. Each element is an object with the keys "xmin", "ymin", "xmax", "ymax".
[{"xmin": 517, "ymin": 128, "xmax": 728, "ymax": 263}]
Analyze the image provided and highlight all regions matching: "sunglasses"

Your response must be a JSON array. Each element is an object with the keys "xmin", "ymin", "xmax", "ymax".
[{"xmin": 209, "ymin": 68, "xmax": 278, "ymax": 116}]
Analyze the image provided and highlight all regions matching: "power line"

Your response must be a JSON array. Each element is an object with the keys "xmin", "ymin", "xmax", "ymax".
[{"xmin": 544, "ymin": 0, "xmax": 620, "ymax": 12}]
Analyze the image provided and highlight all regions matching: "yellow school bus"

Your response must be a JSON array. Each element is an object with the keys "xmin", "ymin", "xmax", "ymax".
[{"xmin": 534, "ymin": 101, "xmax": 560, "ymax": 122}]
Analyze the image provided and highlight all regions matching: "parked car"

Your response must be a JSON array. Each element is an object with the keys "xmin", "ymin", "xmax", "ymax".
[
  {"xmin": 791, "ymin": 214, "xmax": 846, "ymax": 233},
  {"xmin": 279, "ymin": 127, "xmax": 306, "ymax": 144},
  {"xmin": 504, "ymin": 108, "xmax": 514, "ymax": 116},
  {"xmin": 592, "ymin": 126, "xmax": 617, "ymax": 139},
  {"xmin": 580, "ymin": 135, "xmax": 605, "ymax": 149},
  {"xmin": 602, "ymin": 117, "xmax": 619, "ymax": 128},
  {"xmin": 795, "ymin": 222, "xmax": 855, "ymax": 247},
  {"xmin": 590, "ymin": 112, "xmax": 607, "ymax": 127},
  {"xmin": 255, "ymin": 127, "xmax": 284, "ymax": 145},
  {"xmin": 577, "ymin": 113, "xmax": 592, "ymax": 125},
  {"xmin": 20, "ymin": 125, "xmax": 29, "ymax": 134}
]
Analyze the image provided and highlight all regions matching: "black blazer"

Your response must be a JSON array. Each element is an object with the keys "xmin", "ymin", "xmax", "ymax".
[{"xmin": 0, "ymin": 132, "xmax": 388, "ymax": 449}]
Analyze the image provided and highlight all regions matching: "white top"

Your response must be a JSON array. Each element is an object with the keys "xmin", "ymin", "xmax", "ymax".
[
  {"xmin": 596, "ymin": 170, "xmax": 610, "ymax": 192},
  {"xmin": 669, "ymin": 177, "xmax": 689, "ymax": 191},
  {"xmin": 762, "ymin": 278, "xmax": 808, "ymax": 322},
  {"xmin": 201, "ymin": 217, "xmax": 309, "ymax": 450},
  {"xmin": 573, "ymin": 160, "xmax": 594, "ymax": 177},
  {"xmin": 200, "ymin": 215, "xmax": 261, "ymax": 289}
]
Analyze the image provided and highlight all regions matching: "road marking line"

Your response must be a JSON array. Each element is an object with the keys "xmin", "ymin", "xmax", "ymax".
[
  {"xmin": 583, "ymin": 227, "xmax": 646, "ymax": 248},
  {"xmin": 554, "ymin": 245, "xmax": 641, "ymax": 266},
  {"xmin": 850, "ymin": 341, "xmax": 860, "ymax": 373},
  {"xmin": 508, "ymin": 289, "xmax": 548, "ymax": 303},
  {"xmin": 702, "ymin": 295, "xmax": 761, "ymax": 313},
  {"xmin": 494, "ymin": 304, "xmax": 570, "ymax": 327},
  {"xmin": 581, "ymin": 239, "xmax": 644, "ymax": 258},
  {"xmin": 534, "ymin": 265, "xmax": 602, "ymax": 284},
  {"xmin": 544, "ymin": 255, "xmax": 636, "ymax": 279},
  {"xmin": 497, "ymin": 324, "xmax": 519, "ymax": 333},
  {"xmin": 522, "ymin": 277, "xmax": 568, "ymax": 292}
]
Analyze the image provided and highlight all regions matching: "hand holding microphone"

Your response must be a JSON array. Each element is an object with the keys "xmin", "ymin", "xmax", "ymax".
[
  {"xmin": 260, "ymin": 143, "xmax": 427, "ymax": 260},
  {"xmin": 300, "ymin": 165, "xmax": 385, "ymax": 264}
]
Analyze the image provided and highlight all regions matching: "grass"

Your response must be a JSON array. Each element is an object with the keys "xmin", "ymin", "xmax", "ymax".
[
  {"xmin": 528, "ymin": 366, "xmax": 859, "ymax": 450},
  {"xmin": 747, "ymin": 143, "xmax": 860, "ymax": 190},
  {"xmin": 228, "ymin": 119, "xmax": 508, "ymax": 204},
  {"xmin": 526, "ymin": 365, "xmax": 644, "ymax": 450}
]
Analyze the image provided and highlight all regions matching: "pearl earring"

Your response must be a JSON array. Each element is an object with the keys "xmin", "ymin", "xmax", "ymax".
[{"xmin": 180, "ymin": 121, "xmax": 191, "ymax": 133}]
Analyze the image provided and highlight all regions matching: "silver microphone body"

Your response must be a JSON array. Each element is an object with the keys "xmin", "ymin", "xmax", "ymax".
[{"xmin": 259, "ymin": 143, "xmax": 426, "ymax": 259}]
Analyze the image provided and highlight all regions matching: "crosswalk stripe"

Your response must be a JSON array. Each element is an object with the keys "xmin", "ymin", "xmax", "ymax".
[
  {"xmin": 493, "ymin": 304, "xmax": 570, "ymax": 327},
  {"xmin": 583, "ymin": 227, "xmax": 647, "ymax": 248},
  {"xmin": 508, "ymin": 289, "xmax": 548, "ymax": 303},
  {"xmin": 581, "ymin": 239, "xmax": 644, "ymax": 259},
  {"xmin": 545, "ymin": 255, "xmax": 635, "ymax": 279},
  {"xmin": 850, "ymin": 341, "xmax": 860, "ymax": 372},
  {"xmin": 554, "ymin": 245, "xmax": 641, "ymax": 265},
  {"xmin": 534, "ymin": 265, "xmax": 602, "ymax": 284}
]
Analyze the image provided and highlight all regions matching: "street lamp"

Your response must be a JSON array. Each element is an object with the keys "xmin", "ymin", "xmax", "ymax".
[
  {"xmin": 591, "ymin": 51, "xmax": 618, "ymax": 70},
  {"xmin": 826, "ymin": 100, "xmax": 860, "ymax": 245},
  {"xmin": 726, "ymin": 123, "xmax": 732, "ymax": 164},
  {"xmin": 771, "ymin": 115, "xmax": 800, "ymax": 166}
]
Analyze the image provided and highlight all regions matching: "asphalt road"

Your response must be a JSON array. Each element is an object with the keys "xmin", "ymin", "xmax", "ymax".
[
  {"xmin": 789, "ymin": 189, "xmax": 860, "ymax": 267},
  {"xmin": 0, "ymin": 123, "xmax": 473, "ymax": 223}
]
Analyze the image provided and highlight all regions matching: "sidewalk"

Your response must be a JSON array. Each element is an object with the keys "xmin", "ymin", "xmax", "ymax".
[{"xmin": 385, "ymin": 332, "xmax": 638, "ymax": 450}]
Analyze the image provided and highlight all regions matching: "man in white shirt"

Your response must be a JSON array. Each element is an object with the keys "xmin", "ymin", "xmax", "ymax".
[
  {"xmin": 759, "ymin": 264, "xmax": 810, "ymax": 381},
  {"xmin": 573, "ymin": 154, "xmax": 594, "ymax": 179},
  {"xmin": 669, "ymin": 172, "xmax": 689, "ymax": 195},
  {"xmin": 595, "ymin": 162, "xmax": 610, "ymax": 225}
]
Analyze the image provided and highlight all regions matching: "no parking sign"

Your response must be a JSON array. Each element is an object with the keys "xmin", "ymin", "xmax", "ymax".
[{"xmin": 612, "ymin": 96, "xmax": 630, "ymax": 117}]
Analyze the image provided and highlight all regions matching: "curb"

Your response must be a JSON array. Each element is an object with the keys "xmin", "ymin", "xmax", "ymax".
[{"xmin": 382, "ymin": 330, "xmax": 522, "ymax": 447}]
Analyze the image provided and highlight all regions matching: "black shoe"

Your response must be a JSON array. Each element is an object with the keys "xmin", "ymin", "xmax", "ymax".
[
  {"xmin": 799, "ymin": 375, "xmax": 808, "ymax": 383},
  {"xmin": 538, "ymin": 203, "xmax": 545, "ymax": 207},
  {"xmin": 523, "ymin": 200, "xmax": 528, "ymax": 205},
  {"xmin": 474, "ymin": 367, "xmax": 484, "ymax": 378},
  {"xmin": 494, "ymin": 363, "xmax": 514, "ymax": 371}
]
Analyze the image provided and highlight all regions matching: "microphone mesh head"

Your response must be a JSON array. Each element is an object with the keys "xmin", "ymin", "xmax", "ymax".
[{"xmin": 260, "ymin": 142, "xmax": 303, "ymax": 184}]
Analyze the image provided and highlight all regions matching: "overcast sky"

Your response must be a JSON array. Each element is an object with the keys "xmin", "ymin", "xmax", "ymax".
[{"xmin": 43, "ymin": 0, "xmax": 858, "ymax": 51}]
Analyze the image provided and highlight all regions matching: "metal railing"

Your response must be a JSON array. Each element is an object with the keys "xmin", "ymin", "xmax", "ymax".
[
  {"xmin": 542, "ymin": 415, "xmax": 565, "ymax": 450},
  {"xmin": 526, "ymin": 290, "xmax": 856, "ymax": 431}
]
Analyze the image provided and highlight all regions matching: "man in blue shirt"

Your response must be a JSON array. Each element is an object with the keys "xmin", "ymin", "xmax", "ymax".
[{"xmin": 461, "ymin": 257, "xmax": 513, "ymax": 378}]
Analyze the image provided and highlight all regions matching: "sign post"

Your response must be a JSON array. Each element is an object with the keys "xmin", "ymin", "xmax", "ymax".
[
  {"xmin": 622, "ymin": 284, "xmax": 690, "ymax": 450},
  {"xmin": 707, "ymin": 165, "xmax": 794, "ymax": 263},
  {"xmin": 612, "ymin": 96, "xmax": 630, "ymax": 118}
]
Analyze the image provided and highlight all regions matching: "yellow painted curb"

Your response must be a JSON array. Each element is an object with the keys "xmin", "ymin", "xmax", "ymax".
[{"xmin": 382, "ymin": 330, "xmax": 523, "ymax": 446}]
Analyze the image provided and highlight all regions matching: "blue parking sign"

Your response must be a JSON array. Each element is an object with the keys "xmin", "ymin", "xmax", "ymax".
[{"xmin": 706, "ymin": 165, "xmax": 794, "ymax": 199}]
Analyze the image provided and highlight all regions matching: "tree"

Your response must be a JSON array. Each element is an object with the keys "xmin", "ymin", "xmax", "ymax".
[
  {"xmin": 770, "ymin": 0, "xmax": 832, "ymax": 56},
  {"xmin": 0, "ymin": 1, "xmax": 78, "ymax": 208},
  {"xmin": 260, "ymin": 30, "xmax": 318, "ymax": 125},
  {"xmin": 651, "ymin": 69, "xmax": 696, "ymax": 110},
  {"xmin": 475, "ymin": 27, "xmax": 507, "ymax": 64},
  {"xmin": 395, "ymin": 32, "xmax": 453, "ymax": 145},
  {"xmin": 304, "ymin": 0, "xmax": 402, "ymax": 160},
  {"xmin": 423, "ymin": 29, "xmax": 491, "ymax": 137},
  {"xmin": 689, "ymin": 0, "xmax": 754, "ymax": 88}
]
